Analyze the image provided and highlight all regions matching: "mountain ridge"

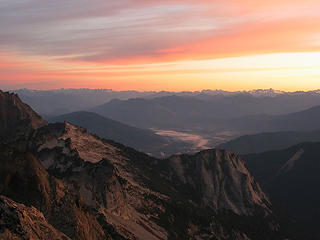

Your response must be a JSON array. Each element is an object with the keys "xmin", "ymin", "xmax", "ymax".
[
  {"xmin": 13, "ymin": 88, "xmax": 320, "ymax": 124},
  {"xmin": 48, "ymin": 111, "xmax": 192, "ymax": 157}
]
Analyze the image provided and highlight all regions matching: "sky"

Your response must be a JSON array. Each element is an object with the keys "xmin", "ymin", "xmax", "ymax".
[{"xmin": 0, "ymin": 0, "xmax": 320, "ymax": 91}]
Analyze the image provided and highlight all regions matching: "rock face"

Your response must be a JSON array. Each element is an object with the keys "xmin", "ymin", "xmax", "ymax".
[
  {"xmin": 164, "ymin": 150, "xmax": 270, "ymax": 215},
  {"xmin": 0, "ymin": 196, "xmax": 70, "ymax": 240},
  {"xmin": 0, "ymin": 91, "xmax": 285, "ymax": 240},
  {"xmin": 0, "ymin": 143, "xmax": 115, "ymax": 240},
  {"xmin": 0, "ymin": 90, "xmax": 47, "ymax": 142}
]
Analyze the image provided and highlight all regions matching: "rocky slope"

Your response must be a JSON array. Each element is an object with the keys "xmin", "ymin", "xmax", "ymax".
[
  {"xmin": 0, "ymin": 195, "xmax": 70, "ymax": 240},
  {"xmin": 0, "ymin": 90, "xmax": 47, "ymax": 143},
  {"xmin": 0, "ymin": 143, "xmax": 118, "ymax": 240},
  {"xmin": 0, "ymin": 90, "xmax": 286, "ymax": 239}
]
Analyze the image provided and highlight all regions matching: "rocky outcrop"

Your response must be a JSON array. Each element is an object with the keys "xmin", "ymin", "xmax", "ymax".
[
  {"xmin": 0, "ymin": 195, "xmax": 70, "ymax": 240},
  {"xmin": 0, "ymin": 143, "xmax": 115, "ymax": 240},
  {"xmin": 0, "ymin": 90, "xmax": 47, "ymax": 143}
]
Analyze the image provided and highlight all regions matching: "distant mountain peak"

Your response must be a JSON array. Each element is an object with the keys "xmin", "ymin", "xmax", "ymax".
[{"xmin": 248, "ymin": 88, "xmax": 285, "ymax": 97}]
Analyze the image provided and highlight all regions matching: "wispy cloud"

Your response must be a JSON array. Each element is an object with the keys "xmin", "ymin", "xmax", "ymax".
[{"xmin": 0, "ymin": 0, "xmax": 320, "ymax": 90}]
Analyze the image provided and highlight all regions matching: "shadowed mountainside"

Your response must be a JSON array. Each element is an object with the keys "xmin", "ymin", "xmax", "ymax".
[
  {"xmin": 90, "ymin": 96, "xmax": 320, "ymax": 147},
  {"xmin": 222, "ymin": 105, "xmax": 320, "ymax": 133},
  {"xmin": 244, "ymin": 142, "xmax": 320, "ymax": 239},
  {"xmin": 218, "ymin": 130, "xmax": 320, "ymax": 154}
]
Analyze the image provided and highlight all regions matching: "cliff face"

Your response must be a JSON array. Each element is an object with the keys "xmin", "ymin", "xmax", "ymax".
[
  {"xmin": 0, "ymin": 91, "xmax": 285, "ymax": 240},
  {"xmin": 0, "ymin": 90, "xmax": 47, "ymax": 142},
  {"xmin": 164, "ymin": 150, "xmax": 271, "ymax": 215}
]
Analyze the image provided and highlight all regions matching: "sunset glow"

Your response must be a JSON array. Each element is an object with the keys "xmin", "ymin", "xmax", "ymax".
[{"xmin": 1, "ymin": 0, "xmax": 320, "ymax": 90}]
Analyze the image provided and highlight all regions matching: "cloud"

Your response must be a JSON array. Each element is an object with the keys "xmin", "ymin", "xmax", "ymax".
[
  {"xmin": 1, "ymin": 0, "xmax": 320, "ymax": 90},
  {"xmin": 1, "ymin": 0, "xmax": 319, "ymax": 64}
]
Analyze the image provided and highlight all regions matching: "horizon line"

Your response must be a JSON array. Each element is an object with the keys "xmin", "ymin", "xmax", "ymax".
[{"xmin": 2, "ymin": 87, "xmax": 320, "ymax": 94}]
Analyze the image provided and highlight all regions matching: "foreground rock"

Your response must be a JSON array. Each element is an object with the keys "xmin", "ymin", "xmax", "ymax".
[{"xmin": 0, "ymin": 196, "xmax": 70, "ymax": 240}]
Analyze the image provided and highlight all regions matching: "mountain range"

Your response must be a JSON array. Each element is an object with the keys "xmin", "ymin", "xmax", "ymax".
[
  {"xmin": 89, "ymin": 96, "xmax": 320, "ymax": 132},
  {"xmin": 222, "ymin": 105, "xmax": 320, "ymax": 133},
  {"xmin": 0, "ymin": 90, "xmax": 288, "ymax": 239},
  {"xmin": 10, "ymin": 89, "xmax": 320, "ymax": 152},
  {"xmin": 13, "ymin": 88, "xmax": 320, "ymax": 119},
  {"xmin": 90, "ymin": 95, "xmax": 320, "ymax": 131}
]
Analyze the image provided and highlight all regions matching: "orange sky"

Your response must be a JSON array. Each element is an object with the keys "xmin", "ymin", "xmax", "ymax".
[{"xmin": 0, "ymin": 0, "xmax": 320, "ymax": 90}]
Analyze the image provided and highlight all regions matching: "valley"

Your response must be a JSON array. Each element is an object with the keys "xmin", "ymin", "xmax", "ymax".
[{"xmin": 153, "ymin": 129, "xmax": 210, "ymax": 150}]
